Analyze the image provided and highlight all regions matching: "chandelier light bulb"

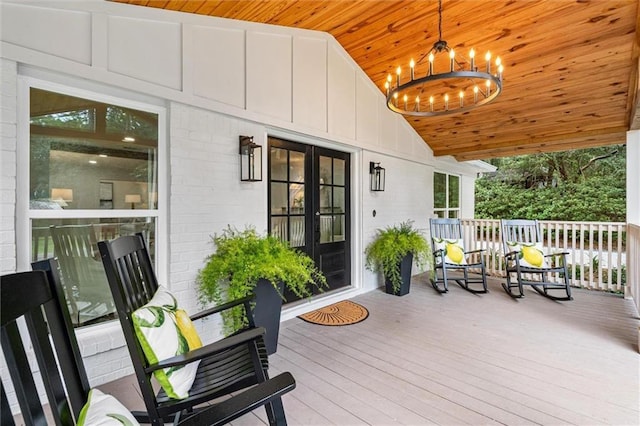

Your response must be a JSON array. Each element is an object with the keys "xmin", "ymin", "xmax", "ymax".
[
  {"xmin": 459, "ymin": 90, "xmax": 464, "ymax": 107},
  {"xmin": 498, "ymin": 64, "xmax": 504, "ymax": 82},
  {"xmin": 429, "ymin": 95, "xmax": 434, "ymax": 111},
  {"xmin": 469, "ymin": 48, "xmax": 475, "ymax": 70},
  {"xmin": 403, "ymin": 94, "xmax": 408, "ymax": 109},
  {"xmin": 429, "ymin": 52, "xmax": 435, "ymax": 75},
  {"xmin": 449, "ymin": 49, "xmax": 455, "ymax": 71},
  {"xmin": 486, "ymin": 79, "xmax": 491, "ymax": 96},
  {"xmin": 495, "ymin": 56, "xmax": 501, "ymax": 67},
  {"xmin": 444, "ymin": 93, "xmax": 449, "ymax": 110},
  {"xmin": 474, "ymin": 85, "xmax": 479, "ymax": 102},
  {"xmin": 415, "ymin": 95, "xmax": 420, "ymax": 111},
  {"xmin": 410, "ymin": 59, "xmax": 415, "ymax": 80},
  {"xmin": 485, "ymin": 51, "xmax": 491, "ymax": 73},
  {"xmin": 396, "ymin": 67, "xmax": 401, "ymax": 87}
]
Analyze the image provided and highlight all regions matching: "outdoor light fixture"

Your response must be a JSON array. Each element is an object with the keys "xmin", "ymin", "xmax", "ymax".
[
  {"xmin": 384, "ymin": 0, "xmax": 504, "ymax": 117},
  {"xmin": 369, "ymin": 162, "xmax": 385, "ymax": 192},
  {"xmin": 239, "ymin": 135, "xmax": 262, "ymax": 182}
]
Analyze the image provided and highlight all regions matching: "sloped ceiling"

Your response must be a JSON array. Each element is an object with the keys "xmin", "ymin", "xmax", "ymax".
[{"xmin": 115, "ymin": 0, "xmax": 640, "ymax": 161}]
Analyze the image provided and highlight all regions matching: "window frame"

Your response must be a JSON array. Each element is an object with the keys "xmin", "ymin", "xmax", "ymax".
[
  {"xmin": 16, "ymin": 77, "xmax": 168, "ymax": 321},
  {"xmin": 433, "ymin": 171, "xmax": 461, "ymax": 219}
]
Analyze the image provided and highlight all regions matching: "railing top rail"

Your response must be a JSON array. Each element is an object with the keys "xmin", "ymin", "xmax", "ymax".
[{"xmin": 460, "ymin": 219, "xmax": 626, "ymax": 227}]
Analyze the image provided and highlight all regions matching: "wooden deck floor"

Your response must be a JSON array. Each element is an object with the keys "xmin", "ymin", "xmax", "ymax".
[{"xmin": 101, "ymin": 274, "xmax": 640, "ymax": 425}]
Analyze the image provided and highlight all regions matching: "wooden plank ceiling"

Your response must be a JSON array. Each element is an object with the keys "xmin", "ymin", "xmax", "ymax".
[{"xmin": 114, "ymin": 0, "xmax": 640, "ymax": 161}]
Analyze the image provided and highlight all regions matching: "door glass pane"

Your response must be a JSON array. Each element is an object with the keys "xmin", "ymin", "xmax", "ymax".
[
  {"xmin": 319, "ymin": 156, "xmax": 332, "ymax": 185},
  {"xmin": 334, "ymin": 215, "xmax": 345, "ymax": 242},
  {"xmin": 449, "ymin": 175, "xmax": 460, "ymax": 208},
  {"xmin": 434, "ymin": 172, "xmax": 446, "ymax": 208},
  {"xmin": 320, "ymin": 215, "xmax": 333, "ymax": 243},
  {"xmin": 270, "ymin": 148, "xmax": 287, "ymax": 181},
  {"xmin": 319, "ymin": 185, "xmax": 332, "ymax": 212},
  {"xmin": 333, "ymin": 187, "xmax": 345, "ymax": 213},
  {"xmin": 32, "ymin": 218, "xmax": 155, "ymax": 327},
  {"xmin": 289, "ymin": 216, "xmax": 305, "ymax": 247},
  {"xmin": 271, "ymin": 182, "xmax": 288, "ymax": 214},
  {"xmin": 289, "ymin": 183, "xmax": 304, "ymax": 213},
  {"xmin": 270, "ymin": 216, "xmax": 288, "ymax": 242},
  {"xmin": 333, "ymin": 158, "xmax": 345, "ymax": 185},
  {"xmin": 290, "ymin": 151, "xmax": 305, "ymax": 183}
]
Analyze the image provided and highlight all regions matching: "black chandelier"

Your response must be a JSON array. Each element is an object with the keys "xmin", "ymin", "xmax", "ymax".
[{"xmin": 384, "ymin": 0, "xmax": 504, "ymax": 117}]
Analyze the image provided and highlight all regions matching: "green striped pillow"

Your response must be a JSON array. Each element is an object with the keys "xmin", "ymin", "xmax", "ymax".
[{"xmin": 132, "ymin": 286, "xmax": 201, "ymax": 399}]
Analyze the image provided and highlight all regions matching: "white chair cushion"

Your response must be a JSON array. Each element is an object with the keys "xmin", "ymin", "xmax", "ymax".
[
  {"xmin": 433, "ymin": 238, "xmax": 467, "ymax": 265},
  {"xmin": 506, "ymin": 241, "xmax": 549, "ymax": 268}
]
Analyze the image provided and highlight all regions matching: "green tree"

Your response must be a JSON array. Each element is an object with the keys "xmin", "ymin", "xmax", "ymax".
[{"xmin": 475, "ymin": 145, "xmax": 626, "ymax": 222}]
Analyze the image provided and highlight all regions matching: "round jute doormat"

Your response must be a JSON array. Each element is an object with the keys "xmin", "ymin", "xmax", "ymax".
[{"xmin": 298, "ymin": 300, "xmax": 369, "ymax": 326}]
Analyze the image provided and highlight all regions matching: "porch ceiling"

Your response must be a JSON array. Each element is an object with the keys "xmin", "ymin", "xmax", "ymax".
[{"xmin": 115, "ymin": 0, "xmax": 640, "ymax": 161}]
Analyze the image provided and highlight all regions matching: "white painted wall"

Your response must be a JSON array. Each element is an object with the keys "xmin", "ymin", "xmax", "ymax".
[
  {"xmin": 0, "ymin": 0, "xmax": 490, "ymax": 410},
  {"xmin": 626, "ymin": 130, "xmax": 639, "ymax": 315}
]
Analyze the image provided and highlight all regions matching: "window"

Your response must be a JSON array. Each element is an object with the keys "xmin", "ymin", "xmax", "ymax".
[
  {"xmin": 434, "ymin": 172, "xmax": 460, "ymax": 218},
  {"xmin": 27, "ymin": 86, "xmax": 161, "ymax": 327}
]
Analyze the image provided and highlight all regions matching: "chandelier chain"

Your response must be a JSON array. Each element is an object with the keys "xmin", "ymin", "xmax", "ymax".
[{"xmin": 438, "ymin": 0, "xmax": 442, "ymax": 41}]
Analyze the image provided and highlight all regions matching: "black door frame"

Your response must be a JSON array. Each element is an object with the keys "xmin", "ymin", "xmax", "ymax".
[{"xmin": 267, "ymin": 137, "xmax": 351, "ymax": 300}]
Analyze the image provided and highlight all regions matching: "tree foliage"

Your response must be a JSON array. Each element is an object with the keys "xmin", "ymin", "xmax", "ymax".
[{"xmin": 475, "ymin": 145, "xmax": 626, "ymax": 222}]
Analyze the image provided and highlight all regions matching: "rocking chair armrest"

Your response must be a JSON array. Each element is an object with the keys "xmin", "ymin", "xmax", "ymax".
[
  {"xmin": 544, "ymin": 251, "xmax": 569, "ymax": 258},
  {"xmin": 178, "ymin": 372, "xmax": 296, "ymax": 426},
  {"xmin": 504, "ymin": 250, "xmax": 519, "ymax": 260},
  {"xmin": 433, "ymin": 248, "xmax": 444, "ymax": 256},
  {"xmin": 145, "ymin": 326, "xmax": 267, "ymax": 372},
  {"xmin": 464, "ymin": 249, "xmax": 485, "ymax": 255},
  {"xmin": 189, "ymin": 294, "xmax": 255, "ymax": 321}
]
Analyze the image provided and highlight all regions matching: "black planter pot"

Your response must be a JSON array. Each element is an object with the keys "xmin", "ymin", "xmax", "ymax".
[
  {"xmin": 384, "ymin": 253, "xmax": 414, "ymax": 296},
  {"xmin": 251, "ymin": 279, "xmax": 284, "ymax": 355}
]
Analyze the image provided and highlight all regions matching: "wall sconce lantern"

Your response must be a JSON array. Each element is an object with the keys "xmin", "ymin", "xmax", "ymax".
[
  {"xmin": 239, "ymin": 135, "xmax": 262, "ymax": 182},
  {"xmin": 369, "ymin": 161, "xmax": 385, "ymax": 192}
]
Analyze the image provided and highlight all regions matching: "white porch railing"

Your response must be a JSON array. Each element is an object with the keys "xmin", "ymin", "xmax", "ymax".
[{"xmin": 459, "ymin": 219, "xmax": 627, "ymax": 293}]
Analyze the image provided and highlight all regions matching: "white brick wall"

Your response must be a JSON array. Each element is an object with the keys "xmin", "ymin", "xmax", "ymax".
[
  {"xmin": 0, "ymin": 58, "xmax": 17, "ymax": 274},
  {"xmin": 168, "ymin": 103, "xmax": 266, "ymax": 339}
]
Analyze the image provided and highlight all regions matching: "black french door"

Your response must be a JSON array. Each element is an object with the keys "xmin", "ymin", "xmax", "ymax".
[{"xmin": 268, "ymin": 137, "xmax": 351, "ymax": 303}]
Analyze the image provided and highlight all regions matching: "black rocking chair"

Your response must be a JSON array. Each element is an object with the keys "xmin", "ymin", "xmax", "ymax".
[
  {"xmin": 429, "ymin": 218, "xmax": 488, "ymax": 294},
  {"xmin": 98, "ymin": 233, "xmax": 295, "ymax": 425},
  {"xmin": 2, "ymin": 259, "xmax": 91, "ymax": 426},
  {"xmin": 500, "ymin": 219, "xmax": 572, "ymax": 300}
]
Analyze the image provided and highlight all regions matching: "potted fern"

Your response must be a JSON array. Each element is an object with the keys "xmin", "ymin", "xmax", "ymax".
[
  {"xmin": 197, "ymin": 226, "xmax": 326, "ymax": 354},
  {"xmin": 365, "ymin": 220, "xmax": 431, "ymax": 296}
]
